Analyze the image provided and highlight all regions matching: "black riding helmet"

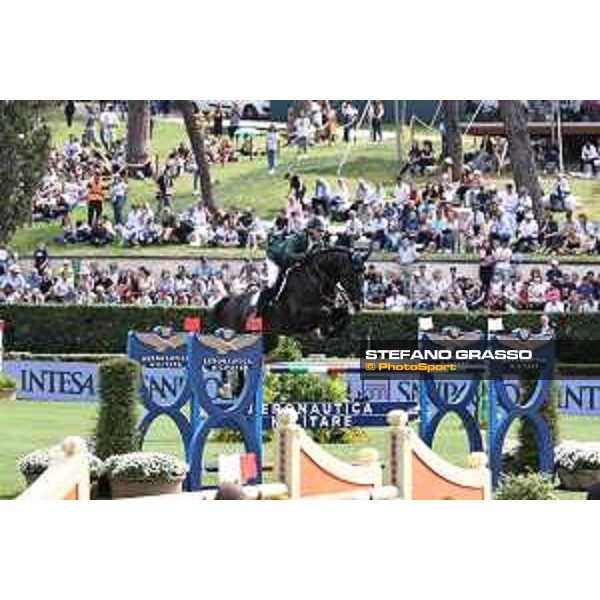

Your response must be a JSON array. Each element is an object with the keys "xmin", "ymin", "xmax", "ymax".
[{"xmin": 306, "ymin": 216, "xmax": 326, "ymax": 231}]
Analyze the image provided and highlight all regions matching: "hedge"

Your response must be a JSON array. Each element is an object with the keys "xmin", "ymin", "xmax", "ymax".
[
  {"xmin": 0, "ymin": 305, "xmax": 599, "ymax": 363},
  {"xmin": 93, "ymin": 358, "xmax": 141, "ymax": 460}
]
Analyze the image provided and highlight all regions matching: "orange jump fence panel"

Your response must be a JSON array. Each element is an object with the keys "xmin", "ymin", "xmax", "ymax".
[
  {"xmin": 273, "ymin": 408, "xmax": 393, "ymax": 499},
  {"xmin": 384, "ymin": 410, "xmax": 491, "ymax": 500}
]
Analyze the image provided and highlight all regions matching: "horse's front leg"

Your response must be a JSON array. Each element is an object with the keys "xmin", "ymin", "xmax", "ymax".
[{"xmin": 321, "ymin": 307, "xmax": 350, "ymax": 337}]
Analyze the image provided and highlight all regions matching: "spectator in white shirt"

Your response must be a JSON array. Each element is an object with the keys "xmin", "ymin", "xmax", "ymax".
[
  {"xmin": 100, "ymin": 105, "xmax": 119, "ymax": 150},
  {"xmin": 499, "ymin": 183, "xmax": 519, "ymax": 215},
  {"xmin": 393, "ymin": 176, "xmax": 411, "ymax": 207},
  {"xmin": 580, "ymin": 140, "xmax": 599, "ymax": 175},
  {"xmin": 515, "ymin": 212, "xmax": 539, "ymax": 252},
  {"xmin": 294, "ymin": 114, "xmax": 311, "ymax": 154},
  {"xmin": 385, "ymin": 287, "xmax": 410, "ymax": 311},
  {"xmin": 1, "ymin": 264, "xmax": 27, "ymax": 290},
  {"xmin": 544, "ymin": 297, "xmax": 565, "ymax": 314}
]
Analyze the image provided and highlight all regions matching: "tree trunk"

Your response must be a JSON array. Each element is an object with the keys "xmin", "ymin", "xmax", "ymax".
[
  {"xmin": 442, "ymin": 100, "xmax": 463, "ymax": 181},
  {"xmin": 126, "ymin": 101, "xmax": 150, "ymax": 163},
  {"xmin": 177, "ymin": 100, "xmax": 214, "ymax": 212},
  {"xmin": 499, "ymin": 100, "xmax": 544, "ymax": 221}
]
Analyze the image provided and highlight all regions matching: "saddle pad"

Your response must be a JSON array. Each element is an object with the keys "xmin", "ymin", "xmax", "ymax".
[{"xmin": 250, "ymin": 290, "xmax": 261, "ymax": 306}]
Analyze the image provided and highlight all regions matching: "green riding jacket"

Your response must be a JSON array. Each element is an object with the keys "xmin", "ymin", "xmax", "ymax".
[{"xmin": 267, "ymin": 230, "xmax": 326, "ymax": 267}]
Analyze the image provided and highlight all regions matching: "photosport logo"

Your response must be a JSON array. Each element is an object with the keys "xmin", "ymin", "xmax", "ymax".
[{"xmin": 359, "ymin": 340, "xmax": 541, "ymax": 381}]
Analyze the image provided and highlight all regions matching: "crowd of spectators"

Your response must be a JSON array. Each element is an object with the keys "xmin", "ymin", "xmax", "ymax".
[
  {"xmin": 0, "ymin": 250, "xmax": 264, "ymax": 308},
  {"xmin": 1, "ymin": 243, "xmax": 599, "ymax": 314},
  {"xmin": 279, "ymin": 166, "xmax": 590, "ymax": 260},
  {"xmin": 362, "ymin": 260, "xmax": 600, "ymax": 314},
  {"xmin": 12, "ymin": 100, "xmax": 600, "ymax": 314},
  {"xmin": 34, "ymin": 102, "xmax": 267, "ymax": 250}
]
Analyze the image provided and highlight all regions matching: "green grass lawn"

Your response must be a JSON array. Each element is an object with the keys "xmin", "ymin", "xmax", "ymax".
[
  {"xmin": 9, "ymin": 110, "xmax": 600, "ymax": 259},
  {"xmin": 1, "ymin": 400, "xmax": 596, "ymax": 499}
]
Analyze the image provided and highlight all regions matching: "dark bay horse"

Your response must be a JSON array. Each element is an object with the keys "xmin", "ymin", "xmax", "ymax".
[{"xmin": 213, "ymin": 247, "xmax": 371, "ymax": 336}]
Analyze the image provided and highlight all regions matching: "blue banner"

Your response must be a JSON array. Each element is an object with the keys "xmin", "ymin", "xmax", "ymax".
[
  {"xmin": 559, "ymin": 380, "xmax": 600, "ymax": 415},
  {"xmin": 5, "ymin": 361, "xmax": 98, "ymax": 403},
  {"xmin": 259, "ymin": 400, "xmax": 418, "ymax": 430},
  {"xmin": 4, "ymin": 360, "xmax": 600, "ymax": 418}
]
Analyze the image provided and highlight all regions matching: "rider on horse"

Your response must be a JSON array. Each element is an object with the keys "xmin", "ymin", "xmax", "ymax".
[{"xmin": 257, "ymin": 216, "xmax": 328, "ymax": 313}]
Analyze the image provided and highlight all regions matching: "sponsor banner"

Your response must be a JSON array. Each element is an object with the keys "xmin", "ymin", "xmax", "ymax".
[
  {"xmin": 258, "ymin": 401, "xmax": 418, "ymax": 430},
  {"xmin": 140, "ymin": 366, "xmax": 187, "ymax": 407},
  {"xmin": 4, "ymin": 360, "xmax": 600, "ymax": 417},
  {"xmin": 559, "ymin": 380, "xmax": 600, "ymax": 415},
  {"xmin": 5, "ymin": 361, "xmax": 98, "ymax": 403}
]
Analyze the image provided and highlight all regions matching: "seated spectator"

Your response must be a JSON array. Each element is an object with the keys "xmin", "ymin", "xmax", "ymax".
[
  {"xmin": 400, "ymin": 142, "xmax": 423, "ymax": 176},
  {"xmin": 544, "ymin": 288, "xmax": 565, "ymax": 314},
  {"xmin": 312, "ymin": 178, "xmax": 333, "ymax": 216},
  {"xmin": 544, "ymin": 174, "xmax": 574, "ymax": 212},
  {"xmin": 159, "ymin": 208, "xmax": 178, "ymax": 244},
  {"xmin": 90, "ymin": 217, "xmax": 116, "ymax": 246},
  {"xmin": 540, "ymin": 212, "xmax": 561, "ymax": 253},
  {"xmin": 515, "ymin": 212, "xmax": 539, "ymax": 252}
]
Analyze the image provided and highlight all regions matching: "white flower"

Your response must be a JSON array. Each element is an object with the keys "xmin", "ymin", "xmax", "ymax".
[{"xmin": 555, "ymin": 441, "xmax": 600, "ymax": 471}]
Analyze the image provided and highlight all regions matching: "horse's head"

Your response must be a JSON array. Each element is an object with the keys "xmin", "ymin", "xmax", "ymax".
[
  {"xmin": 347, "ymin": 245, "xmax": 372, "ymax": 311},
  {"xmin": 314, "ymin": 246, "xmax": 371, "ymax": 313}
]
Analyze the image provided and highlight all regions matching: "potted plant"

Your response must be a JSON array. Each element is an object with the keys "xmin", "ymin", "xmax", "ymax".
[
  {"xmin": 103, "ymin": 452, "xmax": 188, "ymax": 499},
  {"xmin": 18, "ymin": 446, "xmax": 104, "ymax": 488},
  {"xmin": 555, "ymin": 442, "xmax": 600, "ymax": 491},
  {"xmin": 0, "ymin": 373, "xmax": 17, "ymax": 403}
]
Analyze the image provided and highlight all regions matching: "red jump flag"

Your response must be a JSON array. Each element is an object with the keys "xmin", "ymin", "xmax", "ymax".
[
  {"xmin": 184, "ymin": 316, "xmax": 202, "ymax": 332},
  {"xmin": 245, "ymin": 315, "xmax": 263, "ymax": 332},
  {"xmin": 240, "ymin": 453, "xmax": 258, "ymax": 482}
]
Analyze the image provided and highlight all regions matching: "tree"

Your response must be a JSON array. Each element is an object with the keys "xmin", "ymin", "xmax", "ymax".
[
  {"xmin": 499, "ymin": 100, "xmax": 544, "ymax": 220},
  {"xmin": 126, "ymin": 100, "xmax": 150, "ymax": 164},
  {"xmin": 442, "ymin": 100, "xmax": 463, "ymax": 181},
  {"xmin": 177, "ymin": 100, "xmax": 214, "ymax": 212},
  {"xmin": 0, "ymin": 101, "xmax": 51, "ymax": 244}
]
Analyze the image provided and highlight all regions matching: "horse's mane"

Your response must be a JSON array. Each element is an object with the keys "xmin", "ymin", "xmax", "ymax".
[{"xmin": 307, "ymin": 246, "xmax": 355, "ymax": 263}]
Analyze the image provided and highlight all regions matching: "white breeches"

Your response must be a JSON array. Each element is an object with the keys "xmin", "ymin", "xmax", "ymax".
[{"xmin": 266, "ymin": 259, "xmax": 280, "ymax": 287}]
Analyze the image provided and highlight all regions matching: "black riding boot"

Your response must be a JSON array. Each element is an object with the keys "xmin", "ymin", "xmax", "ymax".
[
  {"xmin": 256, "ymin": 270, "xmax": 286, "ymax": 314},
  {"xmin": 256, "ymin": 286, "xmax": 276, "ymax": 314}
]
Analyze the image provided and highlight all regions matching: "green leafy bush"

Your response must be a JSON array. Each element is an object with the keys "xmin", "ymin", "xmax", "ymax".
[
  {"xmin": 0, "ymin": 373, "xmax": 17, "ymax": 390},
  {"xmin": 93, "ymin": 358, "xmax": 141, "ymax": 459},
  {"xmin": 103, "ymin": 452, "xmax": 188, "ymax": 483},
  {"xmin": 264, "ymin": 372, "xmax": 366, "ymax": 443},
  {"xmin": 267, "ymin": 336, "xmax": 303, "ymax": 362},
  {"xmin": 495, "ymin": 472, "xmax": 557, "ymax": 500}
]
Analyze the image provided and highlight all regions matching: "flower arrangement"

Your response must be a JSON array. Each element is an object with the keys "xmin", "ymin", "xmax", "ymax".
[
  {"xmin": 18, "ymin": 446, "xmax": 104, "ymax": 483},
  {"xmin": 555, "ymin": 441, "xmax": 600, "ymax": 491},
  {"xmin": 102, "ymin": 452, "xmax": 188, "ymax": 483},
  {"xmin": 555, "ymin": 441, "xmax": 600, "ymax": 471}
]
